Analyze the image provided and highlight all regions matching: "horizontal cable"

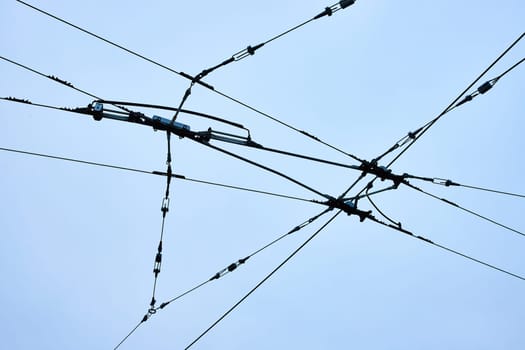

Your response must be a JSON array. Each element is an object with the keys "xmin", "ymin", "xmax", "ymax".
[{"xmin": 0, "ymin": 146, "xmax": 317, "ymax": 204}]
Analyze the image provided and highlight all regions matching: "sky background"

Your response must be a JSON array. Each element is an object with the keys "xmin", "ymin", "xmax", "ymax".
[{"xmin": 1, "ymin": 1, "xmax": 524, "ymax": 349}]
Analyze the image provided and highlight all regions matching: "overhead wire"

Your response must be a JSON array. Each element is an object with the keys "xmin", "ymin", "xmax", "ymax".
[
  {"xmin": 383, "ymin": 31, "xmax": 525, "ymax": 168},
  {"xmin": 1, "ymin": 95, "xmax": 345, "ymax": 202},
  {"xmin": 0, "ymin": 146, "xmax": 318, "ymax": 204},
  {"xmin": 15, "ymin": 0, "xmax": 364, "ymax": 163},
  {"xmin": 404, "ymin": 181, "xmax": 525, "ymax": 238},
  {"xmin": 367, "ymin": 215, "xmax": 525, "ymax": 281},
  {"xmin": 113, "ymin": 208, "xmax": 333, "ymax": 349},
  {"xmin": 168, "ymin": 0, "xmax": 356, "ymax": 122},
  {"xmin": 404, "ymin": 174, "xmax": 525, "ymax": 199},
  {"xmin": 8, "ymin": 1, "xmax": 524, "ymax": 346},
  {"xmin": 184, "ymin": 173, "xmax": 368, "ymax": 348},
  {"xmin": 343, "ymin": 31, "xmax": 525, "ymax": 230},
  {"xmin": 184, "ymin": 209, "xmax": 343, "ymax": 350},
  {"xmin": 0, "ymin": 55, "xmax": 131, "ymax": 113}
]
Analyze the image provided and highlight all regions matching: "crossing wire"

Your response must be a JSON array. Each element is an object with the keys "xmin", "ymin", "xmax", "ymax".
[
  {"xmin": 113, "ymin": 208, "xmax": 333, "ymax": 349},
  {"xmin": 0, "ymin": 146, "xmax": 317, "ymax": 204},
  {"xmin": 15, "ymin": 0, "xmax": 364, "ymax": 163}
]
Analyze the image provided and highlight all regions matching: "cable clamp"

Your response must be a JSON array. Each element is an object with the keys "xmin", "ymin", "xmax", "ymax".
[
  {"xmin": 161, "ymin": 197, "xmax": 170, "ymax": 215},
  {"xmin": 359, "ymin": 160, "xmax": 405, "ymax": 188},
  {"xmin": 314, "ymin": 1, "xmax": 355, "ymax": 19},
  {"xmin": 233, "ymin": 43, "xmax": 265, "ymax": 61},
  {"xmin": 325, "ymin": 197, "xmax": 371, "ymax": 221},
  {"xmin": 433, "ymin": 178, "xmax": 459, "ymax": 187}
]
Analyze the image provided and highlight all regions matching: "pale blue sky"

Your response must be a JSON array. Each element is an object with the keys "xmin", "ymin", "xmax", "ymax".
[{"xmin": 1, "ymin": 1, "xmax": 524, "ymax": 349}]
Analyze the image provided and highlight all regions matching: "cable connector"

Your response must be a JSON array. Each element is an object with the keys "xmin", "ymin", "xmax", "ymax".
[
  {"xmin": 359, "ymin": 160, "xmax": 406, "ymax": 188},
  {"xmin": 314, "ymin": 0, "xmax": 356, "ymax": 20},
  {"xmin": 433, "ymin": 178, "xmax": 459, "ymax": 187},
  {"xmin": 326, "ymin": 197, "xmax": 371, "ymax": 221},
  {"xmin": 209, "ymin": 257, "xmax": 250, "ymax": 281},
  {"xmin": 233, "ymin": 43, "xmax": 265, "ymax": 61},
  {"xmin": 455, "ymin": 78, "xmax": 499, "ymax": 107}
]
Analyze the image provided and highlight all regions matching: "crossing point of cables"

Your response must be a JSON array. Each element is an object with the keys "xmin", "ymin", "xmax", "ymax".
[{"xmin": 4, "ymin": 1, "xmax": 525, "ymax": 349}]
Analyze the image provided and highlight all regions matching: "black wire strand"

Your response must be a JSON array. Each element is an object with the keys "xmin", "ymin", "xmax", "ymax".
[
  {"xmin": 112, "ymin": 208, "xmax": 332, "ymax": 349},
  {"xmin": 348, "ymin": 31, "xmax": 525, "ymax": 217},
  {"xmin": 113, "ymin": 319, "xmax": 144, "ymax": 350},
  {"xmin": 405, "ymin": 174, "xmax": 525, "ymax": 199},
  {"xmin": 497, "ymin": 57, "xmax": 525, "ymax": 80},
  {"xmin": 404, "ymin": 181, "xmax": 525, "ymax": 238},
  {"xmin": 190, "ymin": 136, "xmax": 331, "ymax": 200},
  {"xmin": 2, "ymin": 93, "xmax": 365, "ymax": 173},
  {"xmin": 0, "ymin": 56, "xmax": 131, "ymax": 113},
  {"xmin": 368, "ymin": 216, "xmax": 525, "ymax": 281},
  {"xmin": 184, "ymin": 209, "xmax": 342, "ymax": 350},
  {"xmin": 14, "ymin": 0, "xmax": 364, "ymax": 163},
  {"xmin": 365, "ymin": 184, "xmax": 401, "ymax": 227},
  {"xmin": 384, "ymin": 32, "xmax": 525, "ymax": 168},
  {"xmin": 0, "ymin": 146, "xmax": 317, "ymax": 204},
  {"xmin": 459, "ymin": 184, "xmax": 525, "ymax": 199}
]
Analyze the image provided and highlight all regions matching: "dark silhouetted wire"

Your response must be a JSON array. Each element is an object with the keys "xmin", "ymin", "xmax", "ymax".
[
  {"xmin": 384, "ymin": 32, "xmax": 525, "ymax": 168},
  {"xmin": 1, "ymin": 55, "xmax": 100, "ymax": 100},
  {"xmin": 369, "ymin": 216, "xmax": 525, "ymax": 281},
  {"xmin": 0, "ymin": 146, "xmax": 316, "ymax": 204},
  {"xmin": 0, "ymin": 56, "xmax": 132, "ymax": 113},
  {"xmin": 459, "ymin": 184, "xmax": 525, "ymax": 199},
  {"xmin": 191, "ymin": 136, "xmax": 331, "ymax": 200},
  {"xmin": 15, "ymin": 0, "xmax": 364, "ymax": 163},
  {"xmin": 184, "ymin": 209, "xmax": 342, "ymax": 349},
  {"xmin": 3, "ymin": 93, "xmax": 364, "ymax": 173},
  {"xmin": 113, "ymin": 208, "xmax": 332, "ymax": 349},
  {"xmin": 405, "ymin": 181, "xmax": 525, "ymax": 238},
  {"xmin": 497, "ymin": 57, "xmax": 525, "ymax": 80},
  {"xmin": 113, "ymin": 319, "xmax": 144, "ymax": 350},
  {"xmin": 159, "ymin": 208, "xmax": 332, "ymax": 310},
  {"xmin": 404, "ymin": 174, "xmax": 525, "ymax": 199},
  {"xmin": 366, "ymin": 185, "xmax": 400, "ymax": 227}
]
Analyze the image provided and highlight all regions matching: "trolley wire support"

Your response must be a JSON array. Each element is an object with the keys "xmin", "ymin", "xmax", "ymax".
[
  {"xmin": 113, "ymin": 208, "xmax": 333, "ymax": 349},
  {"xmin": 170, "ymin": 0, "xmax": 357, "ymax": 123},
  {"xmin": 14, "ymin": 0, "xmax": 364, "ymax": 163}
]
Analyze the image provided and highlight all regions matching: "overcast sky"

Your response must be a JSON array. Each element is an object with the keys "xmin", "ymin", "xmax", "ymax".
[{"xmin": 1, "ymin": 1, "xmax": 524, "ymax": 349}]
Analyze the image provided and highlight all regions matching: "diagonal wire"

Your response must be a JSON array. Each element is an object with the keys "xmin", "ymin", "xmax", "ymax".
[
  {"xmin": 384, "ymin": 32, "xmax": 525, "ymax": 168},
  {"xmin": 0, "ymin": 56, "xmax": 132, "ymax": 113},
  {"xmin": 368, "ymin": 216, "xmax": 525, "ymax": 281},
  {"xmin": 14, "ymin": 0, "xmax": 364, "ymax": 163},
  {"xmin": 404, "ymin": 181, "xmax": 525, "ymax": 238},
  {"xmin": 404, "ymin": 174, "xmax": 525, "ymax": 199},
  {"xmin": 184, "ymin": 209, "xmax": 342, "ymax": 349},
  {"xmin": 113, "ymin": 208, "xmax": 332, "ymax": 349}
]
